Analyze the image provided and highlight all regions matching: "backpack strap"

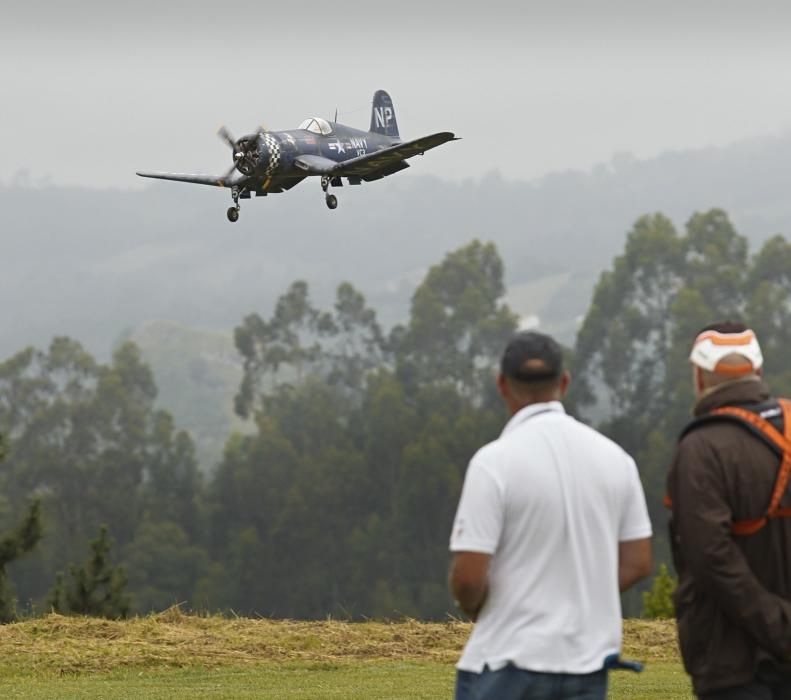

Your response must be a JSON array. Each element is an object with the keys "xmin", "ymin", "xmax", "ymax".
[
  {"xmin": 665, "ymin": 398, "xmax": 791, "ymax": 536},
  {"xmin": 712, "ymin": 398, "xmax": 791, "ymax": 535},
  {"xmin": 678, "ymin": 401, "xmax": 785, "ymax": 456}
]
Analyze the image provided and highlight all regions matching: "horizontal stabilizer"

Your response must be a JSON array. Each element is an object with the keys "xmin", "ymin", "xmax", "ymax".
[{"xmin": 136, "ymin": 171, "xmax": 245, "ymax": 188}]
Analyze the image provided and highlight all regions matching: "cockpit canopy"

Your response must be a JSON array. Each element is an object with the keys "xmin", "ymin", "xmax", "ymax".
[{"xmin": 298, "ymin": 117, "xmax": 333, "ymax": 135}]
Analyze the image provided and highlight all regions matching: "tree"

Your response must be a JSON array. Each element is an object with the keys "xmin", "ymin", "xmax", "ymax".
[
  {"xmin": 206, "ymin": 423, "xmax": 302, "ymax": 613},
  {"xmin": 0, "ymin": 501, "xmax": 42, "ymax": 622},
  {"xmin": 140, "ymin": 412, "xmax": 203, "ymax": 541},
  {"xmin": 207, "ymin": 241, "xmax": 516, "ymax": 619},
  {"xmin": 0, "ymin": 338, "xmax": 204, "ymax": 611},
  {"xmin": 395, "ymin": 240, "xmax": 518, "ymax": 398},
  {"xmin": 49, "ymin": 525, "xmax": 130, "ymax": 619},
  {"xmin": 573, "ymin": 212, "xmax": 685, "ymax": 429},
  {"xmin": 123, "ymin": 518, "xmax": 208, "ymax": 613},
  {"xmin": 234, "ymin": 281, "xmax": 387, "ymax": 419},
  {"xmin": 573, "ymin": 211, "xmax": 751, "ymax": 518},
  {"xmin": 642, "ymin": 564, "xmax": 677, "ymax": 619},
  {"xmin": 745, "ymin": 235, "xmax": 791, "ymax": 397}
]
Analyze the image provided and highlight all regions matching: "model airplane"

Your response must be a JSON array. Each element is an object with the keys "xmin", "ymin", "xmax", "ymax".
[{"xmin": 137, "ymin": 90, "xmax": 457, "ymax": 222}]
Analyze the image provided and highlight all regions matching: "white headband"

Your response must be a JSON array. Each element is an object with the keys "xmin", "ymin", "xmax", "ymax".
[{"xmin": 689, "ymin": 329, "xmax": 763, "ymax": 375}]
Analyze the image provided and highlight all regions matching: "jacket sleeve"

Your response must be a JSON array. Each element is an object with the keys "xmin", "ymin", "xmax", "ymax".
[{"xmin": 669, "ymin": 436, "xmax": 791, "ymax": 659}]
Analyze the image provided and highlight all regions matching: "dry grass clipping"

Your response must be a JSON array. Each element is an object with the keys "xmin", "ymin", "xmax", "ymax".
[{"xmin": 0, "ymin": 609, "xmax": 680, "ymax": 675}]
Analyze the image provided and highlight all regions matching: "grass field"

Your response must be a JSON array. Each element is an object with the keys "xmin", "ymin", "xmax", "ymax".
[{"xmin": 0, "ymin": 610, "xmax": 693, "ymax": 698}]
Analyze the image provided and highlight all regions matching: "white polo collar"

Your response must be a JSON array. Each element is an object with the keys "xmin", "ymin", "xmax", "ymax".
[{"xmin": 501, "ymin": 401, "xmax": 566, "ymax": 436}]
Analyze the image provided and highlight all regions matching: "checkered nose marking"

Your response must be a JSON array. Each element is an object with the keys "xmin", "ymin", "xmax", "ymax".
[{"xmin": 262, "ymin": 133, "xmax": 282, "ymax": 176}]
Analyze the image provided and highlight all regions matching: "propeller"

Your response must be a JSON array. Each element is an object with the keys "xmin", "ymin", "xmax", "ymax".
[
  {"xmin": 216, "ymin": 125, "xmax": 266, "ymax": 180},
  {"xmin": 217, "ymin": 125, "xmax": 236, "ymax": 151}
]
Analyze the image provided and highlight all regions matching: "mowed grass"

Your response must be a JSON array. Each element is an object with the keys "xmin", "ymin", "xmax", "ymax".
[{"xmin": 0, "ymin": 610, "xmax": 693, "ymax": 698}]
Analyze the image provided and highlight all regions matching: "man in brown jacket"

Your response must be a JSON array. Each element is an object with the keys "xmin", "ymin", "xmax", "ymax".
[{"xmin": 667, "ymin": 321, "xmax": 791, "ymax": 699}]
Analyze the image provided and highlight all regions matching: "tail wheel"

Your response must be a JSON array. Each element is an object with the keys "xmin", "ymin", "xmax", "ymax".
[
  {"xmin": 325, "ymin": 194, "xmax": 338, "ymax": 210},
  {"xmin": 227, "ymin": 207, "xmax": 240, "ymax": 223}
]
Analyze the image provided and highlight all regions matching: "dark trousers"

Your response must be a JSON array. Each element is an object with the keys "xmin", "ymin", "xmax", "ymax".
[
  {"xmin": 699, "ymin": 672, "xmax": 791, "ymax": 700},
  {"xmin": 455, "ymin": 664, "xmax": 608, "ymax": 700}
]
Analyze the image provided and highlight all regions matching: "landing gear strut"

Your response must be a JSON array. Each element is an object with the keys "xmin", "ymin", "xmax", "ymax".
[
  {"xmin": 321, "ymin": 176, "xmax": 339, "ymax": 210},
  {"xmin": 227, "ymin": 187, "xmax": 241, "ymax": 223}
]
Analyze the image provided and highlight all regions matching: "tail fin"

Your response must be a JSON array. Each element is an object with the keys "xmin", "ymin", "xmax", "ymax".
[{"xmin": 370, "ymin": 90, "xmax": 400, "ymax": 139}]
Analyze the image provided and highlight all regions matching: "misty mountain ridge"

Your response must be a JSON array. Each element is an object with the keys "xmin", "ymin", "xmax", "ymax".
[{"xmin": 2, "ymin": 128, "xmax": 790, "ymax": 359}]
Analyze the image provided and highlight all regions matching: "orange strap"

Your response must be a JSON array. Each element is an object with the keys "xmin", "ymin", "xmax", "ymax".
[{"xmin": 665, "ymin": 399, "xmax": 791, "ymax": 536}]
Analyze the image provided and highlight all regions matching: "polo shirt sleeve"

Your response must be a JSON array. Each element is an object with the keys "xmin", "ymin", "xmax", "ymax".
[
  {"xmin": 449, "ymin": 452, "xmax": 504, "ymax": 554},
  {"xmin": 618, "ymin": 456, "xmax": 653, "ymax": 542}
]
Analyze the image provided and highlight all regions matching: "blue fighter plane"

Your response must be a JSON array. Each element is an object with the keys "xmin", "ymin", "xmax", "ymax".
[{"xmin": 137, "ymin": 90, "xmax": 457, "ymax": 222}]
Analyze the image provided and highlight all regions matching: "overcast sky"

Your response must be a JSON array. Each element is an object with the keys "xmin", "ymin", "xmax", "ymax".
[{"xmin": 2, "ymin": 0, "xmax": 791, "ymax": 189}]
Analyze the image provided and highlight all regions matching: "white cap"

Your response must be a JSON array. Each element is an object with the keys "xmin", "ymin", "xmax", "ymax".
[{"xmin": 689, "ymin": 329, "xmax": 763, "ymax": 376}]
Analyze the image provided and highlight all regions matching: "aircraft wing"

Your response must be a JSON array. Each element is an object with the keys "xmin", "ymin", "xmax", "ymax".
[
  {"xmin": 136, "ymin": 171, "xmax": 246, "ymax": 188},
  {"xmin": 331, "ymin": 132, "xmax": 457, "ymax": 178},
  {"xmin": 293, "ymin": 155, "xmax": 337, "ymax": 175}
]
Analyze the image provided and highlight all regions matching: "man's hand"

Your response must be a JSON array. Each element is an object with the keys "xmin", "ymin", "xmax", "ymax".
[
  {"xmin": 449, "ymin": 552, "xmax": 491, "ymax": 621},
  {"xmin": 619, "ymin": 537, "xmax": 653, "ymax": 592}
]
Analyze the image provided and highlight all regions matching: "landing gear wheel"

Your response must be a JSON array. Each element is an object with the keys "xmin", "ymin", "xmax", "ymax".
[
  {"xmin": 325, "ymin": 194, "xmax": 338, "ymax": 210},
  {"xmin": 227, "ymin": 207, "xmax": 240, "ymax": 223}
]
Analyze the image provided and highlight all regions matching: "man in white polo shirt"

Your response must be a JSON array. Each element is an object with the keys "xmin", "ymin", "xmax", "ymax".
[{"xmin": 449, "ymin": 331, "xmax": 653, "ymax": 700}]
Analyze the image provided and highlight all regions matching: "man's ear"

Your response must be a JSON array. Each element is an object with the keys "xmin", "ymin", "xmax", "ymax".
[
  {"xmin": 694, "ymin": 366, "xmax": 705, "ymax": 394},
  {"xmin": 496, "ymin": 372, "xmax": 509, "ymax": 399},
  {"xmin": 559, "ymin": 370, "xmax": 572, "ymax": 397}
]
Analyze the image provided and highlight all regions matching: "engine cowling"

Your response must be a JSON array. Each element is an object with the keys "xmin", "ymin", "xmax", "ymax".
[{"xmin": 231, "ymin": 134, "xmax": 261, "ymax": 176}]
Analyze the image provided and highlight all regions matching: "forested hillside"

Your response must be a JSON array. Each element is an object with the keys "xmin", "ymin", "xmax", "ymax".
[{"xmin": 1, "ymin": 209, "xmax": 789, "ymax": 621}]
